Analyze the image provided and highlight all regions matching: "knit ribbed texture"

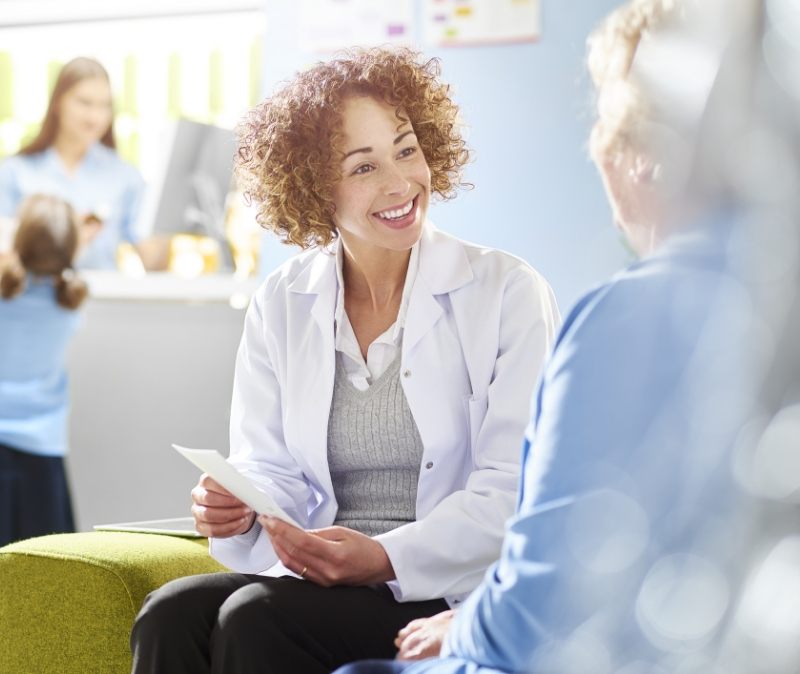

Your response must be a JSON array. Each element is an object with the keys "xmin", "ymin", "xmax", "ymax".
[{"xmin": 328, "ymin": 352, "xmax": 423, "ymax": 537}]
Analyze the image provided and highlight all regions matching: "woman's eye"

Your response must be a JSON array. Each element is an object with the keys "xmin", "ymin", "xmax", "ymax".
[
  {"xmin": 352, "ymin": 164, "xmax": 374, "ymax": 176},
  {"xmin": 398, "ymin": 146, "xmax": 417, "ymax": 159}
]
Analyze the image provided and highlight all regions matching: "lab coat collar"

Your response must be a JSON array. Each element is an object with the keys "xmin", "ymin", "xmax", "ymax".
[
  {"xmin": 416, "ymin": 223, "xmax": 473, "ymax": 294},
  {"xmin": 286, "ymin": 223, "xmax": 475, "ymax": 348},
  {"xmin": 407, "ymin": 223, "xmax": 475, "ymax": 356},
  {"xmin": 286, "ymin": 247, "xmax": 335, "ymax": 331},
  {"xmin": 287, "ymin": 247, "xmax": 336, "ymax": 296},
  {"xmin": 286, "ymin": 223, "xmax": 473, "ymax": 297}
]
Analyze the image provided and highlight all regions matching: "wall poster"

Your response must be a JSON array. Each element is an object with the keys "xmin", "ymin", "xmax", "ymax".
[
  {"xmin": 299, "ymin": 0, "xmax": 414, "ymax": 52},
  {"xmin": 425, "ymin": 0, "xmax": 540, "ymax": 47}
]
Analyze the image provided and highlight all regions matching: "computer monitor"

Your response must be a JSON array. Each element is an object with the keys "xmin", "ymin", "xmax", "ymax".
[{"xmin": 141, "ymin": 118, "xmax": 238, "ymax": 269}]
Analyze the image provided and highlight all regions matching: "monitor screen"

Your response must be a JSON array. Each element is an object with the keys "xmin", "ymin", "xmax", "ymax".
[{"xmin": 140, "ymin": 118, "xmax": 238, "ymax": 269}]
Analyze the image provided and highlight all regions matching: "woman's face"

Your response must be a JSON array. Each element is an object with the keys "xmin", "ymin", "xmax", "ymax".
[
  {"xmin": 56, "ymin": 77, "xmax": 113, "ymax": 148},
  {"xmin": 332, "ymin": 96, "xmax": 431, "ymax": 255}
]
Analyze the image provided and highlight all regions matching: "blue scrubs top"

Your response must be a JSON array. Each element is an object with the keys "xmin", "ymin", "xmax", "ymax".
[
  {"xmin": 0, "ymin": 277, "xmax": 82, "ymax": 457},
  {"xmin": 0, "ymin": 143, "xmax": 144, "ymax": 270}
]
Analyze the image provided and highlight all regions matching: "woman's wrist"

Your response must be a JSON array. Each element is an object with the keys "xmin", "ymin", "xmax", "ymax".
[{"xmin": 371, "ymin": 541, "xmax": 397, "ymax": 583}]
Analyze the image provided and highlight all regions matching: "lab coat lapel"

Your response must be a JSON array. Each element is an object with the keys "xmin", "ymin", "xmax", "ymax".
[
  {"xmin": 403, "ymin": 276, "xmax": 443, "ymax": 356},
  {"xmin": 287, "ymin": 251, "xmax": 337, "ymax": 496},
  {"xmin": 289, "ymin": 249, "xmax": 338, "ymax": 331},
  {"xmin": 403, "ymin": 225, "xmax": 473, "ymax": 356}
]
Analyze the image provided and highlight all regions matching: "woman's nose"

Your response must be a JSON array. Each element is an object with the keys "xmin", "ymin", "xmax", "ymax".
[{"xmin": 383, "ymin": 165, "xmax": 411, "ymax": 196}]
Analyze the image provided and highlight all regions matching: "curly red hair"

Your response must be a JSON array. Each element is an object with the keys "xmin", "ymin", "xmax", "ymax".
[{"xmin": 236, "ymin": 47, "xmax": 471, "ymax": 249}]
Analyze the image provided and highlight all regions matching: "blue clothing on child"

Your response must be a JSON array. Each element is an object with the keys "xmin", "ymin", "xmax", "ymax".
[
  {"xmin": 0, "ymin": 278, "xmax": 82, "ymax": 457},
  {"xmin": 0, "ymin": 143, "xmax": 144, "ymax": 269}
]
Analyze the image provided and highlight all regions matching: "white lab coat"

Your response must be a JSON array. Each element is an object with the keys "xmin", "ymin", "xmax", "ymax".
[{"xmin": 210, "ymin": 224, "xmax": 559, "ymax": 605}]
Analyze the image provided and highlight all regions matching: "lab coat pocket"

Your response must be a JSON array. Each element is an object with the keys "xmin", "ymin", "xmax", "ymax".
[{"xmin": 466, "ymin": 394, "xmax": 489, "ymax": 462}]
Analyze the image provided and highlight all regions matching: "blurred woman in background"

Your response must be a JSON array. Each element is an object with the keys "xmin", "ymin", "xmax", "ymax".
[
  {"xmin": 0, "ymin": 57, "xmax": 144, "ymax": 269},
  {"xmin": 0, "ymin": 194, "xmax": 88, "ymax": 547}
]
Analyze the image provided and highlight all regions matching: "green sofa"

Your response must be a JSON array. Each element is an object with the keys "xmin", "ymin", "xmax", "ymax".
[{"xmin": 0, "ymin": 531, "xmax": 227, "ymax": 674}]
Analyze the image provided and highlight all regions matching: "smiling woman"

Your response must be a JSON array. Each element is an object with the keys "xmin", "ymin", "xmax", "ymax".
[{"xmin": 130, "ymin": 46, "xmax": 561, "ymax": 674}]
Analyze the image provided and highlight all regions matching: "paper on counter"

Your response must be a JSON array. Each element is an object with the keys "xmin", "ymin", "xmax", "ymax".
[{"xmin": 172, "ymin": 444, "xmax": 300, "ymax": 528}]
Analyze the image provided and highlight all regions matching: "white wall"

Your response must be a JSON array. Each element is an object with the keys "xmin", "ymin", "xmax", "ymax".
[{"xmin": 66, "ymin": 295, "xmax": 246, "ymax": 530}]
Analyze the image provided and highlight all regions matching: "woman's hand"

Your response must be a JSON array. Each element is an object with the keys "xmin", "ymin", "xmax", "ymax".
[
  {"xmin": 259, "ymin": 516, "xmax": 396, "ymax": 586},
  {"xmin": 191, "ymin": 473, "xmax": 255, "ymax": 538},
  {"xmin": 394, "ymin": 609, "xmax": 456, "ymax": 660}
]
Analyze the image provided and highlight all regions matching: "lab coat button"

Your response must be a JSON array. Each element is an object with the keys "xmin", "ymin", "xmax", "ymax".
[
  {"xmin": 403, "ymin": 369, "xmax": 411, "ymax": 378},
  {"xmin": 425, "ymin": 461, "xmax": 433, "ymax": 469}
]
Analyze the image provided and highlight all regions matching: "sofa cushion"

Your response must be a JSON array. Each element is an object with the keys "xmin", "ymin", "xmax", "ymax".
[{"xmin": 0, "ymin": 531, "xmax": 228, "ymax": 674}]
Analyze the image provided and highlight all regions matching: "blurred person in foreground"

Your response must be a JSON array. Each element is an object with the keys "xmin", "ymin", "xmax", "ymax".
[{"xmin": 335, "ymin": 0, "xmax": 800, "ymax": 672}]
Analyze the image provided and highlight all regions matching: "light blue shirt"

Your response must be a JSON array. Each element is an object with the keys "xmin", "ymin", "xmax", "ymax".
[
  {"xmin": 0, "ymin": 143, "xmax": 144, "ymax": 269},
  {"xmin": 389, "ymin": 220, "xmax": 753, "ymax": 674},
  {"xmin": 0, "ymin": 277, "xmax": 82, "ymax": 456}
]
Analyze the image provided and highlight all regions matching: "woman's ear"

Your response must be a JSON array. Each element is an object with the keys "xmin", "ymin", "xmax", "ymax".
[{"xmin": 628, "ymin": 154, "xmax": 661, "ymax": 185}]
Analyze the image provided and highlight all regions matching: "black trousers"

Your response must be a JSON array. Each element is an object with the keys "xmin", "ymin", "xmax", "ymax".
[
  {"xmin": 130, "ymin": 573, "xmax": 448, "ymax": 674},
  {"xmin": 0, "ymin": 442, "xmax": 75, "ymax": 548}
]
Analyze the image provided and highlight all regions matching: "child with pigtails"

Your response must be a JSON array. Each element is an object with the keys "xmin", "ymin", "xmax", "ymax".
[{"xmin": 0, "ymin": 193, "xmax": 88, "ymax": 547}]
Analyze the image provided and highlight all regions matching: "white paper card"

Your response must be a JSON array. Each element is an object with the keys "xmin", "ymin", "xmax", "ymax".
[{"xmin": 172, "ymin": 444, "xmax": 300, "ymax": 527}]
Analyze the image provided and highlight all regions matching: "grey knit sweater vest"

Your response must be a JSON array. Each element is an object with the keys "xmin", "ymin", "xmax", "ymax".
[{"xmin": 327, "ymin": 352, "xmax": 424, "ymax": 537}]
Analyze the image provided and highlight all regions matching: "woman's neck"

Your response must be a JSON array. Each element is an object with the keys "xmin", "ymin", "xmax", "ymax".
[
  {"xmin": 341, "ymin": 240, "xmax": 411, "ymax": 310},
  {"xmin": 52, "ymin": 134, "xmax": 91, "ymax": 174},
  {"xmin": 627, "ymin": 195, "xmax": 704, "ymax": 258}
]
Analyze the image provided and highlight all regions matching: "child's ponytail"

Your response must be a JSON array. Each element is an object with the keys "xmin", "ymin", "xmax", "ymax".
[
  {"xmin": 0, "ymin": 256, "xmax": 27, "ymax": 300},
  {"xmin": 10, "ymin": 194, "xmax": 88, "ymax": 310},
  {"xmin": 54, "ymin": 267, "xmax": 88, "ymax": 309}
]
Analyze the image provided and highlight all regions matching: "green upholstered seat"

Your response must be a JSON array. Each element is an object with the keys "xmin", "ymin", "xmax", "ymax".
[{"xmin": 0, "ymin": 531, "xmax": 228, "ymax": 674}]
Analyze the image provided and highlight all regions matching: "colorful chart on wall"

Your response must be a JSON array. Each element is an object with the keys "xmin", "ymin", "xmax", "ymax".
[
  {"xmin": 299, "ymin": 0, "xmax": 414, "ymax": 52},
  {"xmin": 425, "ymin": 0, "xmax": 541, "ymax": 47}
]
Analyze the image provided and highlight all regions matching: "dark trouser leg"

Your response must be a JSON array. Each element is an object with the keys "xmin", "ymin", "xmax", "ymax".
[
  {"xmin": 131, "ymin": 573, "xmax": 448, "ymax": 674},
  {"xmin": 0, "ymin": 444, "xmax": 17, "ymax": 547},
  {"xmin": 17, "ymin": 450, "xmax": 74, "ymax": 537},
  {"xmin": 211, "ymin": 577, "xmax": 447, "ymax": 674},
  {"xmin": 0, "ymin": 443, "xmax": 74, "ymax": 547},
  {"xmin": 131, "ymin": 572, "xmax": 256, "ymax": 674}
]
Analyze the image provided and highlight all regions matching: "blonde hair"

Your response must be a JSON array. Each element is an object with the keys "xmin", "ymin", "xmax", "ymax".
[
  {"xmin": 587, "ymin": 0, "xmax": 683, "ymax": 162},
  {"xmin": 236, "ymin": 46, "xmax": 471, "ymax": 250},
  {"xmin": 0, "ymin": 194, "xmax": 88, "ymax": 309}
]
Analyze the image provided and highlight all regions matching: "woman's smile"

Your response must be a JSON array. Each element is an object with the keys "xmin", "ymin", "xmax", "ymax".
[{"xmin": 371, "ymin": 195, "xmax": 419, "ymax": 230}]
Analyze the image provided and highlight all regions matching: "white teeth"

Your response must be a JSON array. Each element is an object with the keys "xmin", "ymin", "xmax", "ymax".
[{"xmin": 377, "ymin": 199, "xmax": 414, "ymax": 220}]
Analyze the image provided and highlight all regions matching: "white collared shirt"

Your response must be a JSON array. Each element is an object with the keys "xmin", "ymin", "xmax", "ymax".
[{"xmin": 333, "ymin": 240, "xmax": 420, "ymax": 391}]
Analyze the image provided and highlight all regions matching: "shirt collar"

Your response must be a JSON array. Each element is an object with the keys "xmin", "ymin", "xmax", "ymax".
[{"xmin": 43, "ymin": 142, "xmax": 103, "ymax": 176}]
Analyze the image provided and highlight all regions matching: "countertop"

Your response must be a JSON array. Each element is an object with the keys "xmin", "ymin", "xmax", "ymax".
[{"xmin": 82, "ymin": 271, "xmax": 260, "ymax": 305}]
